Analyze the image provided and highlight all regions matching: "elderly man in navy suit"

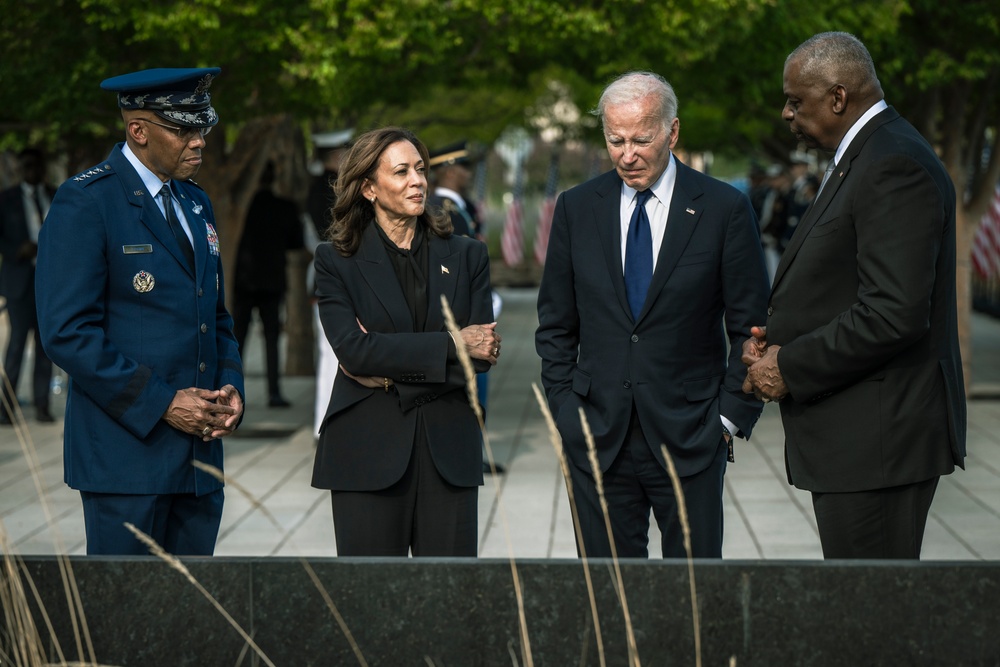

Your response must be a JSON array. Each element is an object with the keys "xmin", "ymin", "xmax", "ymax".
[
  {"xmin": 36, "ymin": 68, "xmax": 244, "ymax": 555},
  {"xmin": 536, "ymin": 72, "xmax": 769, "ymax": 558},
  {"xmin": 0, "ymin": 148, "xmax": 55, "ymax": 424}
]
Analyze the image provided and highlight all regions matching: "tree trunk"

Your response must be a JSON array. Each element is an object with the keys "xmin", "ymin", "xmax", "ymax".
[{"xmin": 197, "ymin": 115, "xmax": 316, "ymax": 377}]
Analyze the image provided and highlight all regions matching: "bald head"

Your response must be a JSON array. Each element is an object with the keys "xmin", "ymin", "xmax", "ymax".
[{"xmin": 788, "ymin": 32, "xmax": 883, "ymax": 104}]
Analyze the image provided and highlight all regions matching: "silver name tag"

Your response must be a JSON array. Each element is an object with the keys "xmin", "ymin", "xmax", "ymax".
[{"xmin": 123, "ymin": 244, "xmax": 153, "ymax": 254}]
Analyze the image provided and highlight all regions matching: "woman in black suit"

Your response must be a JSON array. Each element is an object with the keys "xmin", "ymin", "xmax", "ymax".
[{"xmin": 311, "ymin": 127, "xmax": 501, "ymax": 557}]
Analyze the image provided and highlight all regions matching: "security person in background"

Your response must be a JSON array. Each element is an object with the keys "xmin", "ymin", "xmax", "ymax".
[
  {"xmin": 0, "ymin": 147, "xmax": 55, "ymax": 425},
  {"xmin": 427, "ymin": 142, "xmax": 478, "ymax": 238},
  {"xmin": 307, "ymin": 129, "xmax": 353, "ymax": 440},
  {"xmin": 35, "ymin": 67, "xmax": 245, "ymax": 556}
]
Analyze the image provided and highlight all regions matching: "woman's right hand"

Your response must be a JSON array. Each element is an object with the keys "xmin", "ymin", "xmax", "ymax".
[{"xmin": 458, "ymin": 322, "xmax": 501, "ymax": 365}]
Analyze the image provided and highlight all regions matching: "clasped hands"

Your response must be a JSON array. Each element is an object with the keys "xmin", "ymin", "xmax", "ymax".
[
  {"xmin": 741, "ymin": 326, "xmax": 788, "ymax": 403},
  {"xmin": 339, "ymin": 319, "xmax": 503, "ymax": 390},
  {"xmin": 163, "ymin": 385, "xmax": 243, "ymax": 442}
]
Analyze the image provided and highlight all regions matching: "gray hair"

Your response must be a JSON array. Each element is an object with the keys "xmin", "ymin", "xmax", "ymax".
[
  {"xmin": 593, "ymin": 71, "xmax": 678, "ymax": 128},
  {"xmin": 788, "ymin": 32, "xmax": 880, "ymax": 94}
]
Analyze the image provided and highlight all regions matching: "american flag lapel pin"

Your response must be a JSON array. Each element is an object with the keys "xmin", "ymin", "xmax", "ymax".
[
  {"xmin": 686, "ymin": 208, "xmax": 696, "ymax": 215},
  {"xmin": 441, "ymin": 265, "xmax": 450, "ymax": 274}
]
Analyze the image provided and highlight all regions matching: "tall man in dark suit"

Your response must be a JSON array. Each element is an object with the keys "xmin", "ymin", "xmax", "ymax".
[
  {"xmin": 36, "ymin": 68, "xmax": 244, "ymax": 555},
  {"xmin": 0, "ymin": 148, "xmax": 55, "ymax": 424},
  {"xmin": 536, "ymin": 72, "xmax": 769, "ymax": 558},
  {"xmin": 743, "ymin": 32, "xmax": 966, "ymax": 559},
  {"xmin": 232, "ymin": 161, "xmax": 304, "ymax": 408}
]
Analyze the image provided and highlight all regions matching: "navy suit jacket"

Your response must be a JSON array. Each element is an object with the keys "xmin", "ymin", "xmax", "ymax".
[
  {"xmin": 311, "ymin": 223, "xmax": 493, "ymax": 491},
  {"xmin": 536, "ymin": 159, "xmax": 770, "ymax": 477},
  {"xmin": 36, "ymin": 144, "xmax": 244, "ymax": 495},
  {"xmin": 767, "ymin": 107, "xmax": 966, "ymax": 492}
]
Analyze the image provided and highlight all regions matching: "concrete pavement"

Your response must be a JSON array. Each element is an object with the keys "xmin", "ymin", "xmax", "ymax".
[{"xmin": 2, "ymin": 287, "xmax": 999, "ymax": 560}]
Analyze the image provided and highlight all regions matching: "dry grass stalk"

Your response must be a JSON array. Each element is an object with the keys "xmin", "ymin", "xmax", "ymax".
[
  {"xmin": 659, "ymin": 445, "xmax": 701, "ymax": 667},
  {"xmin": 191, "ymin": 461, "xmax": 368, "ymax": 665},
  {"xmin": 579, "ymin": 408, "xmax": 640, "ymax": 667},
  {"xmin": 0, "ymin": 530, "xmax": 45, "ymax": 667},
  {"xmin": 440, "ymin": 295, "xmax": 533, "ymax": 667},
  {"xmin": 2, "ymin": 371, "xmax": 95, "ymax": 666},
  {"xmin": 123, "ymin": 523, "xmax": 276, "ymax": 667},
  {"xmin": 531, "ymin": 383, "xmax": 606, "ymax": 667}
]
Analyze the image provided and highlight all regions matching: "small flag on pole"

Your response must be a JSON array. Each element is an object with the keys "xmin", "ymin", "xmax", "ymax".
[{"xmin": 972, "ymin": 182, "xmax": 1000, "ymax": 279}]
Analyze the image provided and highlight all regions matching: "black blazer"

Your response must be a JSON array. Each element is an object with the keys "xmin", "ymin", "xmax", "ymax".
[
  {"xmin": 536, "ymin": 159, "xmax": 770, "ymax": 477},
  {"xmin": 0, "ymin": 183, "xmax": 54, "ymax": 299},
  {"xmin": 311, "ymin": 223, "xmax": 493, "ymax": 491},
  {"xmin": 767, "ymin": 107, "xmax": 966, "ymax": 493}
]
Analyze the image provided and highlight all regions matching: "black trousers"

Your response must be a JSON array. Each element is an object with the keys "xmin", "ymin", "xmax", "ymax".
[
  {"xmin": 811, "ymin": 476, "xmax": 940, "ymax": 559},
  {"xmin": 569, "ymin": 410, "xmax": 728, "ymax": 559},
  {"xmin": 331, "ymin": 428, "xmax": 478, "ymax": 557},
  {"xmin": 1, "ymin": 285, "xmax": 52, "ymax": 415},
  {"xmin": 232, "ymin": 290, "xmax": 283, "ymax": 396}
]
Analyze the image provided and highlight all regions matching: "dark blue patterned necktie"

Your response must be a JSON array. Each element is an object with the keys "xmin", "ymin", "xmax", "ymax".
[
  {"xmin": 161, "ymin": 184, "xmax": 195, "ymax": 270},
  {"xmin": 624, "ymin": 189, "xmax": 653, "ymax": 319}
]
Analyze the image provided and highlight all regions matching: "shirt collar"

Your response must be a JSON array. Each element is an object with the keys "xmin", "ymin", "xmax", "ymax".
[
  {"xmin": 833, "ymin": 99, "xmax": 889, "ymax": 165},
  {"xmin": 121, "ymin": 142, "xmax": 171, "ymax": 197}
]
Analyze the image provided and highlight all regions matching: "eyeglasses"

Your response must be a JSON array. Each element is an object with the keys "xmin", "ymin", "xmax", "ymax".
[{"xmin": 136, "ymin": 117, "xmax": 212, "ymax": 140}]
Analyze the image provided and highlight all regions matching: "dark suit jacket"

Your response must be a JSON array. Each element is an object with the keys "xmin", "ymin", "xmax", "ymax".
[
  {"xmin": 0, "ymin": 183, "xmax": 54, "ymax": 299},
  {"xmin": 235, "ymin": 189, "xmax": 304, "ymax": 294},
  {"xmin": 311, "ymin": 223, "xmax": 493, "ymax": 491},
  {"xmin": 767, "ymin": 107, "xmax": 966, "ymax": 493},
  {"xmin": 36, "ymin": 144, "xmax": 244, "ymax": 496},
  {"xmin": 536, "ymin": 159, "xmax": 770, "ymax": 477}
]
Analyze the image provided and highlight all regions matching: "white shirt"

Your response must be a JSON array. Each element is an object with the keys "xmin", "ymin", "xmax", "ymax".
[
  {"xmin": 121, "ymin": 143, "xmax": 194, "ymax": 244},
  {"xmin": 832, "ymin": 99, "xmax": 889, "ymax": 165},
  {"xmin": 616, "ymin": 152, "xmax": 738, "ymax": 438},
  {"xmin": 618, "ymin": 152, "xmax": 677, "ymax": 272}
]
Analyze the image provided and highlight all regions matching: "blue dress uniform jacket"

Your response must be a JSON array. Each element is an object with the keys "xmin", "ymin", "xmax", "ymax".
[{"xmin": 36, "ymin": 143, "xmax": 244, "ymax": 496}]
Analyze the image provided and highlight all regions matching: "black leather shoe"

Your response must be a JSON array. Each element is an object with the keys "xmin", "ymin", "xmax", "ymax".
[
  {"xmin": 268, "ymin": 394, "xmax": 291, "ymax": 408},
  {"xmin": 36, "ymin": 408, "xmax": 55, "ymax": 423}
]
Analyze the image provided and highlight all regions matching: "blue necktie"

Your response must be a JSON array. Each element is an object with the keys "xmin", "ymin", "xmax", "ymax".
[
  {"xmin": 161, "ymin": 184, "xmax": 195, "ymax": 270},
  {"xmin": 624, "ymin": 189, "xmax": 653, "ymax": 319}
]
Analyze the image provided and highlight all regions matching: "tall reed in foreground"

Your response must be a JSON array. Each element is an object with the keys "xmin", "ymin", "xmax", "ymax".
[
  {"xmin": 531, "ymin": 383, "xmax": 606, "ymax": 667},
  {"xmin": 1, "ymin": 371, "xmax": 94, "ymax": 666},
  {"xmin": 660, "ymin": 445, "xmax": 701, "ymax": 667},
  {"xmin": 441, "ymin": 294, "xmax": 534, "ymax": 667},
  {"xmin": 579, "ymin": 408, "xmax": 640, "ymax": 667},
  {"xmin": 123, "ymin": 523, "xmax": 276, "ymax": 667},
  {"xmin": 193, "ymin": 461, "xmax": 369, "ymax": 667}
]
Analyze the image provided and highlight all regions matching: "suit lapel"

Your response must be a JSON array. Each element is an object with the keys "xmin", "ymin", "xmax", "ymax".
[
  {"xmin": 771, "ymin": 107, "xmax": 900, "ymax": 292},
  {"xmin": 357, "ymin": 222, "xmax": 414, "ymax": 332},
  {"xmin": 175, "ymin": 185, "xmax": 207, "ymax": 279},
  {"xmin": 426, "ymin": 234, "xmax": 460, "ymax": 332},
  {"xmin": 109, "ymin": 147, "xmax": 194, "ymax": 276},
  {"xmin": 592, "ymin": 171, "xmax": 632, "ymax": 319},
  {"xmin": 640, "ymin": 160, "xmax": 703, "ymax": 321}
]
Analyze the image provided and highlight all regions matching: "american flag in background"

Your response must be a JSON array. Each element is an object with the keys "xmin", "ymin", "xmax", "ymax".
[
  {"xmin": 535, "ymin": 152, "xmax": 560, "ymax": 266},
  {"xmin": 501, "ymin": 166, "xmax": 525, "ymax": 267},
  {"xmin": 973, "ymin": 182, "xmax": 1000, "ymax": 278}
]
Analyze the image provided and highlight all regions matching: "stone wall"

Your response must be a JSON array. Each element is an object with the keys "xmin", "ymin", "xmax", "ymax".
[{"xmin": 3, "ymin": 557, "xmax": 998, "ymax": 666}]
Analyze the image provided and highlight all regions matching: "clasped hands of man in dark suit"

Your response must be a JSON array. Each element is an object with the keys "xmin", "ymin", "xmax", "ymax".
[
  {"xmin": 162, "ymin": 385, "xmax": 243, "ymax": 442},
  {"xmin": 741, "ymin": 325, "xmax": 788, "ymax": 403},
  {"xmin": 339, "ymin": 317, "xmax": 501, "ymax": 389}
]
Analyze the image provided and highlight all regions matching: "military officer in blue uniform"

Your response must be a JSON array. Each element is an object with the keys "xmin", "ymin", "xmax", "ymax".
[{"xmin": 36, "ymin": 67, "xmax": 245, "ymax": 555}]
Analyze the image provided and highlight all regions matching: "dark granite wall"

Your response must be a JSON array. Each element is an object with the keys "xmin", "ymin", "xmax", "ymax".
[{"xmin": 2, "ymin": 557, "xmax": 998, "ymax": 666}]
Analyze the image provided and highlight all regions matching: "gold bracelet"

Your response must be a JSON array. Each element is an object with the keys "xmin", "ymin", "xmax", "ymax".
[{"xmin": 384, "ymin": 377, "xmax": 390, "ymax": 393}]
